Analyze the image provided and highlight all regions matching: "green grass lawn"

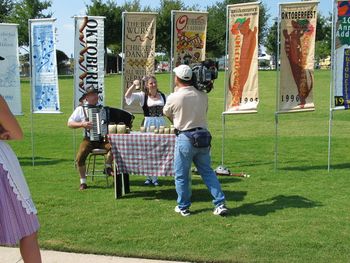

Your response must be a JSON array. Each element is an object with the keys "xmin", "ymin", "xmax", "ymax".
[{"xmin": 7, "ymin": 70, "xmax": 350, "ymax": 262}]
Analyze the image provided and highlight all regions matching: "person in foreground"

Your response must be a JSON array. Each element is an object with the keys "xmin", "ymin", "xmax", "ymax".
[
  {"xmin": 0, "ymin": 95, "xmax": 42, "ymax": 263},
  {"xmin": 67, "ymin": 87, "xmax": 113, "ymax": 190},
  {"xmin": 125, "ymin": 76, "xmax": 167, "ymax": 186},
  {"xmin": 163, "ymin": 64, "xmax": 228, "ymax": 217}
]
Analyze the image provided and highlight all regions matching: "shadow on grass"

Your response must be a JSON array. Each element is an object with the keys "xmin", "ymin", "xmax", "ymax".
[
  {"xmin": 18, "ymin": 156, "xmax": 71, "ymax": 166},
  {"xmin": 124, "ymin": 187, "xmax": 247, "ymax": 203},
  {"xmin": 279, "ymin": 162, "xmax": 350, "ymax": 171},
  {"xmin": 232, "ymin": 195, "xmax": 322, "ymax": 216}
]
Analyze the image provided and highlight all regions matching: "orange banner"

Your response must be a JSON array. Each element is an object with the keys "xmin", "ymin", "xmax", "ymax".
[
  {"xmin": 279, "ymin": 2, "xmax": 318, "ymax": 113},
  {"xmin": 225, "ymin": 3, "xmax": 259, "ymax": 113}
]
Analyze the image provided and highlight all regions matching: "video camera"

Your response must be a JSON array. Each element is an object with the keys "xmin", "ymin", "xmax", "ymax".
[{"xmin": 190, "ymin": 59, "xmax": 218, "ymax": 93}]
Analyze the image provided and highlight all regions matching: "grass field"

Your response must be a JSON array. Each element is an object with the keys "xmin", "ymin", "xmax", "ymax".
[{"xmin": 6, "ymin": 70, "xmax": 350, "ymax": 262}]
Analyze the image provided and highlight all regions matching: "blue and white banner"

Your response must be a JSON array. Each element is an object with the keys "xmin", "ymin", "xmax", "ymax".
[
  {"xmin": 74, "ymin": 16, "xmax": 105, "ymax": 108},
  {"xmin": 0, "ymin": 23, "xmax": 22, "ymax": 115},
  {"xmin": 29, "ymin": 18, "xmax": 60, "ymax": 113}
]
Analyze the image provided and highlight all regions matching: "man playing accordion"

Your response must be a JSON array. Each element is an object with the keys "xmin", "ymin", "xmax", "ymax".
[{"xmin": 67, "ymin": 87, "xmax": 113, "ymax": 190}]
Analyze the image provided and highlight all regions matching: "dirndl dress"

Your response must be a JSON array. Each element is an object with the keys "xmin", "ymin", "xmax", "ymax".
[{"xmin": 0, "ymin": 141, "xmax": 40, "ymax": 245}]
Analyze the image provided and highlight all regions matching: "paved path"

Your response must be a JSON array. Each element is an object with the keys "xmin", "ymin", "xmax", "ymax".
[{"xmin": 0, "ymin": 247, "xmax": 188, "ymax": 263}]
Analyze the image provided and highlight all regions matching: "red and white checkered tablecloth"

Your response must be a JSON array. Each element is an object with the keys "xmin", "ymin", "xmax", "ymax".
[{"xmin": 108, "ymin": 133, "xmax": 176, "ymax": 177}]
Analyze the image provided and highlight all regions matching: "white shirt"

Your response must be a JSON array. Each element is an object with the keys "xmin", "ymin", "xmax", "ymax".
[{"xmin": 125, "ymin": 91, "xmax": 165, "ymax": 107}]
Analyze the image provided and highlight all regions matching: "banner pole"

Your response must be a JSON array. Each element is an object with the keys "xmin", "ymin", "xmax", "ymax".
[
  {"xmin": 170, "ymin": 11, "xmax": 174, "ymax": 91},
  {"xmin": 28, "ymin": 20, "xmax": 35, "ymax": 167},
  {"xmin": 328, "ymin": 0, "xmax": 336, "ymax": 172},
  {"xmin": 121, "ymin": 12, "xmax": 126, "ymax": 108},
  {"xmin": 274, "ymin": 113, "xmax": 279, "ymax": 172},
  {"xmin": 221, "ymin": 114, "xmax": 225, "ymax": 166},
  {"xmin": 327, "ymin": 109, "xmax": 333, "ymax": 172},
  {"xmin": 215, "ymin": 6, "xmax": 230, "ymax": 175},
  {"xmin": 274, "ymin": 6, "xmax": 282, "ymax": 172}
]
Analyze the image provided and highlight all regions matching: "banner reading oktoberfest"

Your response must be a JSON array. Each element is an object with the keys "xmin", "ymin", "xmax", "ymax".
[
  {"xmin": 122, "ymin": 12, "xmax": 156, "ymax": 113},
  {"xmin": 0, "ymin": 23, "xmax": 22, "ymax": 115},
  {"xmin": 30, "ymin": 19, "xmax": 60, "ymax": 113},
  {"xmin": 225, "ymin": 3, "xmax": 259, "ymax": 113},
  {"xmin": 172, "ymin": 11, "xmax": 208, "ymax": 67},
  {"xmin": 279, "ymin": 2, "xmax": 318, "ymax": 113},
  {"xmin": 333, "ymin": 0, "xmax": 350, "ymax": 109},
  {"xmin": 74, "ymin": 16, "xmax": 105, "ymax": 108}
]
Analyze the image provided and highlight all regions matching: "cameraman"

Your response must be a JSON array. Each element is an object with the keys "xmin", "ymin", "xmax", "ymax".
[{"xmin": 163, "ymin": 64, "xmax": 228, "ymax": 217}]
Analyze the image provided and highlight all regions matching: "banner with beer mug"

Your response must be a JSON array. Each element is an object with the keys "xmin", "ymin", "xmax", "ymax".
[{"xmin": 172, "ymin": 11, "xmax": 208, "ymax": 67}]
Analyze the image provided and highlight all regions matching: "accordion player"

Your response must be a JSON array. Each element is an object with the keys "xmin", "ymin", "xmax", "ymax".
[{"xmin": 84, "ymin": 105, "xmax": 134, "ymax": 142}]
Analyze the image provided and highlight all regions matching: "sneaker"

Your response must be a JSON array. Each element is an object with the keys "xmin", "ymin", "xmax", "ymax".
[
  {"xmin": 79, "ymin": 183, "xmax": 88, "ymax": 190},
  {"xmin": 144, "ymin": 179, "xmax": 152, "ymax": 186},
  {"xmin": 174, "ymin": 206, "xmax": 190, "ymax": 217},
  {"xmin": 213, "ymin": 204, "xmax": 228, "ymax": 216},
  {"xmin": 153, "ymin": 181, "xmax": 160, "ymax": 186}
]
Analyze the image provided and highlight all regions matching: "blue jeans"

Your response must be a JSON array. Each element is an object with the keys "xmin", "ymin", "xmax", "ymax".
[{"xmin": 174, "ymin": 133, "xmax": 226, "ymax": 210}]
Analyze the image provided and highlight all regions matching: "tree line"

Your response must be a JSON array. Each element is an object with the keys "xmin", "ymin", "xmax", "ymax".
[{"xmin": 1, "ymin": 0, "xmax": 331, "ymax": 66}]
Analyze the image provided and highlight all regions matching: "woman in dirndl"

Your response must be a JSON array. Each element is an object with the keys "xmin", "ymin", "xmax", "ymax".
[
  {"xmin": 125, "ymin": 75, "xmax": 167, "ymax": 186},
  {"xmin": 0, "ymin": 95, "xmax": 41, "ymax": 263}
]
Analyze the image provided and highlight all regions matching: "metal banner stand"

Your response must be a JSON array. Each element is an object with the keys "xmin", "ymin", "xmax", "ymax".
[{"xmin": 327, "ymin": 0, "xmax": 337, "ymax": 172}]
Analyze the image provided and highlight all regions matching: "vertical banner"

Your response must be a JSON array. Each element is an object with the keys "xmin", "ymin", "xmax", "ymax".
[
  {"xmin": 172, "ymin": 11, "xmax": 208, "ymax": 67},
  {"xmin": 225, "ymin": 3, "xmax": 259, "ymax": 113},
  {"xmin": 0, "ymin": 24, "xmax": 22, "ymax": 115},
  {"xmin": 122, "ymin": 12, "xmax": 157, "ymax": 113},
  {"xmin": 278, "ymin": 2, "xmax": 318, "ymax": 113},
  {"xmin": 333, "ymin": 0, "xmax": 350, "ymax": 109},
  {"xmin": 74, "ymin": 16, "xmax": 105, "ymax": 108},
  {"xmin": 29, "ymin": 19, "xmax": 60, "ymax": 113}
]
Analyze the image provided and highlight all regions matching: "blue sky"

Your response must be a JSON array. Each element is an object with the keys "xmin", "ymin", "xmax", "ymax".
[{"xmin": 50, "ymin": 0, "xmax": 331, "ymax": 57}]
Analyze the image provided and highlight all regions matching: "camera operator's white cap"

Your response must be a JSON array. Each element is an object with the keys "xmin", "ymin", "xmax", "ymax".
[{"xmin": 173, "ymin": 64, "xmax": 192, "ymax": 80}]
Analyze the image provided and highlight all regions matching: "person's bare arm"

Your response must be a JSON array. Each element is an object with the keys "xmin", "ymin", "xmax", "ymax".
[
  {"xmin": 0, "ymin": 96, "xmax": 23, "ymax": 140},
  {"xmin": 125, "ymin": 79, "xmax": 140, "ymax": 99}
]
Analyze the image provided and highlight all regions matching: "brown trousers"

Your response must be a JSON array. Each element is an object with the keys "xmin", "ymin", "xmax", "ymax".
[{"xmin": 76, "ymin": 138, "xmax": 112, "ymax": 167}]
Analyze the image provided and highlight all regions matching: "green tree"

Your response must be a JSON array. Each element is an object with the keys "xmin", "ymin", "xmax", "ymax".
[
  {"xmin": 0, "ymin": 0, "xmax": 14, "ymax": 23},
  {"xmin": 315, "ymin": 13, "xmax": 331, "ymax": 61},
  {"xmin": 8, "ymin": 0, "xmax": 52, "ymax": 46},
  {"xmin": 156, "ymin": 0, "xmax": 184, "ymax": 55},
  {"xmin": 56, "ymin": 49, "xmax": 69, "ymax": 75},
  {"xmin": 86, "ymin": 0, "xmax": 147, "ymax": 55},
  {"xmin": 86, "ymin": 0, "xmax": 122, "ymax": 53},
  {"xmin": 265, "ymin": 19, "xmax": 278, "ymax": 67},
  {"xmin": 207, "ymin": 0, "xmax": 269, "ymax": 58}
]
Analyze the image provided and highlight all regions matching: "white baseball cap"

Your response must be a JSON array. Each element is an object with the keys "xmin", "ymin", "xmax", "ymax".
[{"xmin": 173, "ymin": 64, "xmax": 193, "ymax": 81}]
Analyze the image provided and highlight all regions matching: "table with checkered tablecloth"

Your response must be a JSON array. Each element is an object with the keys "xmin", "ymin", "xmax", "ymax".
[{"xmin": 108, "ymin": 132, "xmax": 176, "ymax": 198}]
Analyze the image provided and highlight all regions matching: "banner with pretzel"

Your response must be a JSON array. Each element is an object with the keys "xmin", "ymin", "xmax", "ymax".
[
  {"xmin": 279, "ymin": 2, "xmax": 318, "ymax": 113},
  {"xmin": 73, "ymin": 16, "xmax": 105, "ymax": 108},
  {"xmin": 122, "ymin": 12, "xmax": 157, "ymax": 113},
  {"xmin": 225, "ymin": 3, "xmax": 259, "ymax": 114},
  {"xmin": 333, "ymin": 0, "xmax": 350, "ymax": 110},
  {"xmin": 0, "ymin": 23, "xmax": 22, "ymax": 115},
  {"xmin": 172, "ymin": 11, "xmax": 208, "ymax": 67}
]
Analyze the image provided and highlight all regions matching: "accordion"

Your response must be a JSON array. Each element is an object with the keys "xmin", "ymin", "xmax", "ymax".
[{"xmin": 85, "ymin": 105, "xmax": 134, "ymax": 142}]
